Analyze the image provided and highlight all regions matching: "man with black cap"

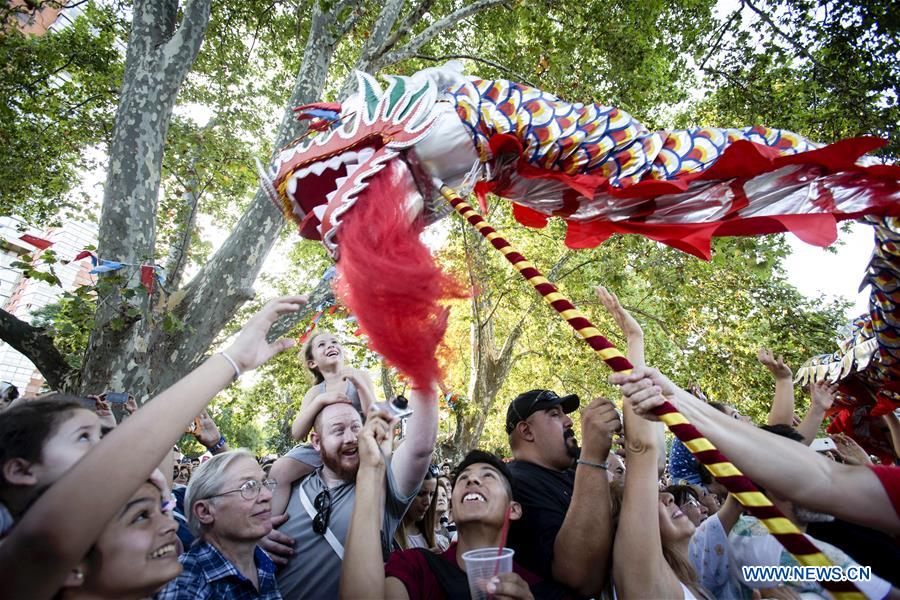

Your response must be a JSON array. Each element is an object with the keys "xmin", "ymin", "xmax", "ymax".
[{"xmin": 505, "ymin": 389, "xmax": 621, "ymax": 597}]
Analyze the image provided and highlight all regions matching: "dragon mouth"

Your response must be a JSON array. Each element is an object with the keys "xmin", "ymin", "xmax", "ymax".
[{"xmin": 279, "ymin": 140, "xmax": 382, "ymax": 240}]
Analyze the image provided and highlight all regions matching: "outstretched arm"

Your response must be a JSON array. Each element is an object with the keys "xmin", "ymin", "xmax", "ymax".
[
  {"xmin": 551, "ymin": 398, "xmax": 620, "ymax": 596},
  {"xmin": 796, "ymin": 381, "xmax": 836, "ymax": 445},
  {"xmin": 596, "ymin": 286, "xmax": 645, "ymax": 367},
  {"xmin": 0, "ymin": 296, "xmax": 307, "ymax": 600},
  {"xmin": 390, "ymin": 384, "xmax": 439, "ymax": 498},
  {"xmin": 340, "ymin": 410, "xmax": 398, "ymax": 600},
  {"xmin": 758, "ymin": 348, "xmax": 794, "ymax": 426},
  {"xmin": 610, "ymin": 367, "xmax": 900, "ymax": 535},
  {"xmin": 613, "ymin": 394, "xmax": 685, "ymax": 598}
]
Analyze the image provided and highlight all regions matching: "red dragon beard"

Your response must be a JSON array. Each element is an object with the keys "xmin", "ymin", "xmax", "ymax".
[{"xmin": 335, "ymin": 159, "xmax": 465, "ymax": 390}]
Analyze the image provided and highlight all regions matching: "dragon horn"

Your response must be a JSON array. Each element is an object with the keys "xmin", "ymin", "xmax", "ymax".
[{"xmin": 255, "ymin": 158, "xmax": 284, "ymax": 214}]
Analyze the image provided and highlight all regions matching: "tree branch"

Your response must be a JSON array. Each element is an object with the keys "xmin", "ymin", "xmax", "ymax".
[
  {"xmin": 377, "ymin": 0, "xmax": 436, "ymax": 58},
  {"xmin": 265, "ymin": 276, "xmax": 335, "ymax": 341},
  {"xmin": 336, "ymin": 1, "xmax": 366, "ymax": 37},
  {"xmin": 414, "ymin": 53, "xmax": 534, "ymax": 87},
  {"xmin": 697, "ymin": 3, "xmax": 743, "ymax": 73},
  {"xmin": 174, "ymin": 1, "xmax": 342, "ymax": 366},
  {"xmin": 372, "ymin": 0, "xmax": 506, "ymax": 70},
  {"xmin": 340, "ymin": 0, "xmax": 407, "ymax": 96},
  {"xmin": 743, "ymin": 0, "xmax": 824, "ymax": 71},
  {"xmin": 0, "ymin": 309, "xmax": 74, "ymax": 392},
  {"xmin": 163, "ymin": 0, "xmax": 213, "ymax": 80}
]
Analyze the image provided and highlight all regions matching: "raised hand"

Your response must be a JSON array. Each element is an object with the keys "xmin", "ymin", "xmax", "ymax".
[
  {"xmin": 609, "ymin": 366, "xmax": 680, "ymax": 421},
  {"xmin": 580, "ymin": 397, "xmax": 623, "ymax": 462},
  {"xmin": 92, "ymin": 395, "xmax": 117, "ymax": 429},
  {"xmin": 830, "ymin": 433, "xmax": 872, "ymax": 465},
  {"xmin": 191, "ymin": 409, "xmax": 222, "ymax": 449},
  {"xmin": 757, "ymin": 348, "xmax": 792, "ymax": 379},
  {"xmin": 810, "ymin": 380, "xmax": 837, "ymax": 412},
  {"xmin": 358, "ymin": 408, "xmax": 397, "ymax": 470},
  {"xmin": 223, "ymin": 295, "xmax": 308, "ymax": 373},
  {"xmin": 595, "ymin": 285, "xmax": 643, "ymax": 339}
]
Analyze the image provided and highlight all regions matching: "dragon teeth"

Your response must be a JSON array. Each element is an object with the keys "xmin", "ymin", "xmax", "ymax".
[
  {"xmin": 345, "ymin": 162, "xmax": 361, "ymax": 177},
  {"xmin": 312, "ymin": 204, "xmax": 327, "ymax": 222},
  {"xmin": 357, "ymin": 147, "xmax": 375, "ymax": 163},
  {"xmin": 340, "ymin": 150, "xmax": 358, "ymax": 164},
  {"xmin": 287, "ymin": 172, "xmax": 300, "ymax": 195},
  {"xmin": 309, "ymin": 161, "xmax": 328, "ymax": 176},
  {"xmin": 333, "ymin": 176, "xmax": 348, "ymax": 189},
  {"xmin": 325, "ymin": 191, "xmax": 336, "ymax": 203}
]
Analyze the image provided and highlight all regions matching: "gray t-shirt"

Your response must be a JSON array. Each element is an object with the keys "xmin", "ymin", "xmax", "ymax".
[{"xmin": 275, "ymin": 461, "xmax": 414, "ymax": 599}]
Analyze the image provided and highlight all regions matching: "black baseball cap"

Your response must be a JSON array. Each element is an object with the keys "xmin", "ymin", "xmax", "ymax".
[{"xmin": 505, "ymin": 389, "xmax": 580, "ymax": 434}]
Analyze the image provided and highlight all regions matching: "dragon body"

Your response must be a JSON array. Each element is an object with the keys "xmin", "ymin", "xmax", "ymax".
[
  {"xmin": 262, "ymin": 62, "xmax": 900, "ymax": 389},
  {"xmin": 796, "ymin": 216, "xmax": 900, "ymax": 463}
]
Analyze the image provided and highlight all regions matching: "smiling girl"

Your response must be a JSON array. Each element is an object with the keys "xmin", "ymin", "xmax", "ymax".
[{"xmin": 268, "ymin": 331, "xmax": 376, "ymax": 517}]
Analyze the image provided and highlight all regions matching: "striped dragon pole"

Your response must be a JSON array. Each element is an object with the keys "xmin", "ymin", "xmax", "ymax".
[{"xmin": 440, "ymin": 185, "xmax": 863, "ymax": 599}]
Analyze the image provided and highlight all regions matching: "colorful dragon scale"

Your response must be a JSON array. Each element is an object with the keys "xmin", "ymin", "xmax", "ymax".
[
  {"xmin": 264, "ymin": 61, "xmax": 899, "ymax": 261},
  {"xmin": 795, "ymin": 216, "xmax": 900, "ymax": 462}
]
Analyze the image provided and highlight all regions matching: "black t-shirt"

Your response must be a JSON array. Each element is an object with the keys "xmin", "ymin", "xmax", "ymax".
[{"xmin": 506, "ymin": 460, "xmax": 575, "ymax": 582}]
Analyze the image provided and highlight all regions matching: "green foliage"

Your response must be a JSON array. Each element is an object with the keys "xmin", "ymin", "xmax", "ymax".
[
  {"xmin": 31, "ymin": 283, "xmax": 96, "ymax": 369},
  {"xmin": 686, "ymin": 0, "xmax": 899, "ymax": 156},
  {"xmin": 4, "ymin": 0, "xmax": 884, "ymax": 457},
  {"xmin": 432, "ymin": 201, "xmax": 847, "ymax": 455},
  {"xmin": 0, "ymin": 2, "xmax": 125, "ymax": 223}
]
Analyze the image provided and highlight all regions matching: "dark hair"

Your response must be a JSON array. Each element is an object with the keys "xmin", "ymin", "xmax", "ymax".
[
  {"xmin": 453, "ymin": 449, "xmax": 515, "ymax": 499},
  {"xmin": 395, "ymin": 466, "xmax": 439, "ymax": 550},
  {"xmin": 0, "ymin": 395, "xmax": 87, "ymax": 486},
  {"xmin": 708, "ymin": 402, "xmax": 728, "ymax": 413},
  {"xmin": 300, "ymin": 331, "xmax": 327, "ymax": 384},
  {"xmin": 665, "ymin": 484, "xmax": 701, "ymax": 507},
  {"xmin": 760, "ymin": 424, "xmax": 804, "ymax": 444}
]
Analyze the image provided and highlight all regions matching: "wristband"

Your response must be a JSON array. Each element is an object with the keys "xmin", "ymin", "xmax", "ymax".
[
  {"xmin": 210, "ymin": 436, "xmax": 227, "ymax": 452},
  {"xmin": 219, "ymin": 351, "xmax": 241, "ymax": 380},
  {"xmin": 576, "ymin": 458, "xmax": 608, "ymax": 470}
]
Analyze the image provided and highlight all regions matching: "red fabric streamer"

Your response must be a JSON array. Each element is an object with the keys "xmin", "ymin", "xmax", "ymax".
[
  {"xmin": 335, "ymin": 161, "xmax": 466, "ymax": 389},
  {"xmin": 481, "ymin": 133, "xmax": 900, "ymax": 260},
  {"xmin": 19, "ymin": 234, "xmax": 53, "ymax": 250}
]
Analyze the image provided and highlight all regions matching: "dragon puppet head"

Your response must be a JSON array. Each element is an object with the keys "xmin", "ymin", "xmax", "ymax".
[
  {"xmin": 260, "ymin": 62, "xmax": 476, "ymax": 388},
  {"xmin": 262, "ymin": 61, "xmax": 477, "ymax": 259}
]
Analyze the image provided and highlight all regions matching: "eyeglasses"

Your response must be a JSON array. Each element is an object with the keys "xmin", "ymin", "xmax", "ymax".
[
  {"xmin": 313, "ymin": 489, "xmax": 332, "ymax": 535},
  {"xmin": 682, "ymin": 497, "xmax": 702, "ymax": 509},
  {"xmin": 208, "ymin": 478, "xmax": 277, "ymax": 501}
]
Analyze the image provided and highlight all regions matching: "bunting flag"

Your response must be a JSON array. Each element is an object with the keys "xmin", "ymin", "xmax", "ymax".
[
  {"xmin": 73, "ymin": 250, "xmax": 166, "ymax": 288},
  {"xmin": 19, "ymin": 234, "xmax": 53, "ymax": 250},
  {"xmin": 140, "ymin": 265, "xmax": 156, "ymax": 293}
]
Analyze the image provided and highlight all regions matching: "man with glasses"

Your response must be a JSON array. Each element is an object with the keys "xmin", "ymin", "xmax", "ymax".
[
  {"xmin": 505, "ymin": 389, "xmax": 621, "ymax": 597},
  {"xmin": 267, "ymin": 388, "xmax": 438, "ymax": 599},
  {"xmin": 158, "ymin": 449, "xmax": 282, "ymax": 599}
]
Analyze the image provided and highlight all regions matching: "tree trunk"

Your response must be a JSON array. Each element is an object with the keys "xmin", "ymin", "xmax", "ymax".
[
  {"xmin": 449, "ymin": 243, "xmax": 571, "ymax": 455},
  {"xmin": 81, "ymin": 0, "xmax": 212, "ymax": 398}
]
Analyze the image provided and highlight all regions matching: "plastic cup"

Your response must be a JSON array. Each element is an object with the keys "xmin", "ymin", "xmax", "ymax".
[{"xmin": 461, "ymin": 547, "xmax": 515, "ymax": 600}]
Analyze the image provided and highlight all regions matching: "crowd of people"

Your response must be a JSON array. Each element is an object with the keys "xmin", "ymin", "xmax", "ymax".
[{"xmin": 1, "ymin": 287, "xmax": 899, "ymax": 600}]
